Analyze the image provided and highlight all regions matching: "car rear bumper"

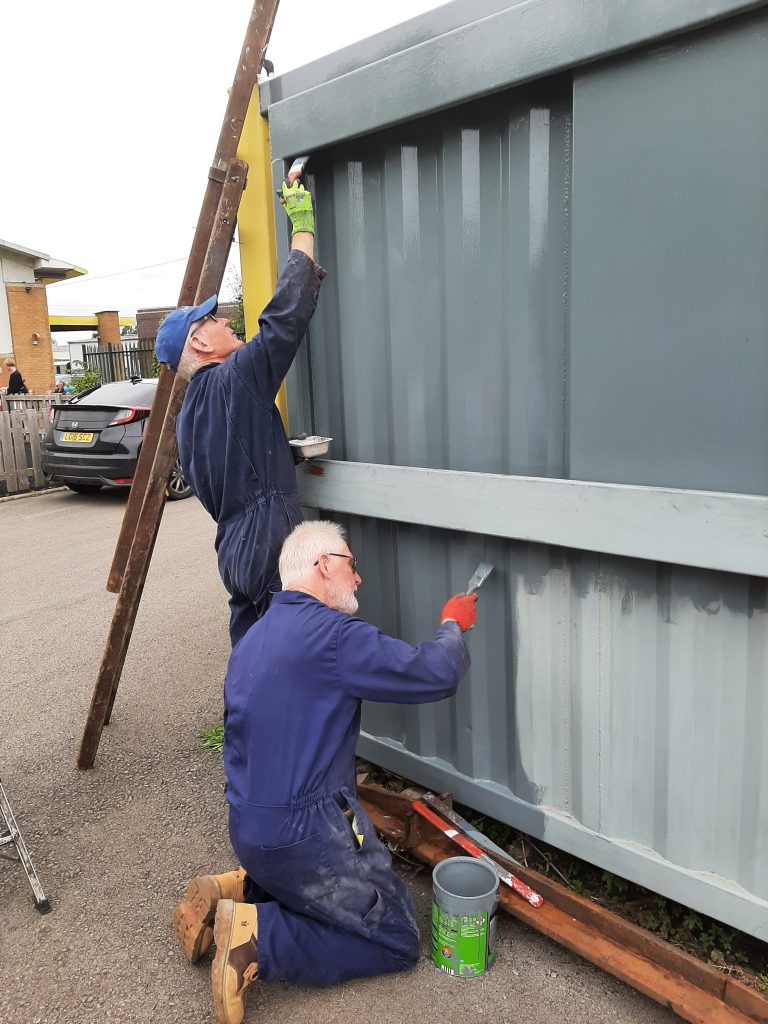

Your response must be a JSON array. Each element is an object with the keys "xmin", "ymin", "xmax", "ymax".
[{"xmin": 41, "ymin": 450, "xmax": 137, "ymax": 487}]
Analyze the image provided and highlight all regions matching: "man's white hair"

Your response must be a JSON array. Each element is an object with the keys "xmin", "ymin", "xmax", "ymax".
[
  {"xmin": 279, "ymin": 520, "xmax": 348, "ymax": 587},
  {"xmin": 176, "ymin": 345, "xmax": 203, "ymax": 382}
]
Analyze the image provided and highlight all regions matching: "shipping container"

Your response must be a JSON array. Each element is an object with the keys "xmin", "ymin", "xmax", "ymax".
[{"xmin": 240, "ymin": 0, "xmax": 768, "ymax": 939}]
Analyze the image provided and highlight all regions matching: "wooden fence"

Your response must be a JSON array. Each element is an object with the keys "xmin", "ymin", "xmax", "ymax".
[{"xmin": 0, "ymin": 395, "xmax": 66, "ymax": 496}]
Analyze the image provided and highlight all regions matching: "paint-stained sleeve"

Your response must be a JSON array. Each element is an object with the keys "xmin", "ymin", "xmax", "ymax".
[
  {"xmin": 229, "ymin": 249, "xmax": 326, "ymax": 407},
  {"xmin": 335, "ymin": 618, "xmax": 470, "ymax": 704}
]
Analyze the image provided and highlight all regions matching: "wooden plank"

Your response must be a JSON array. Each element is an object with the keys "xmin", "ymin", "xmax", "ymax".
[
  {"xmin": 0, "ymin": 412, "xmax": 13, "ymax": 491},
  {"xmin": 10, "ymin": 410, "xmax": 29, "ymax": 491},
  {"xmin": 359, "ymin": 788, "xmax": 762, "ymax": 1024},
  {"xmin": 358, "ymin": 784, "xmax": 729, "ymax": 997},
  {"xmin": 297, "ymin": 460, "xmax": 768, "ymax": 578},
  {"xmin": 25, "ymin": 408, "xmax": 45, "ymax": 488},
  {"xmin": 724, "ymin": 979, "xmax": 768, "ymax": 1024}
]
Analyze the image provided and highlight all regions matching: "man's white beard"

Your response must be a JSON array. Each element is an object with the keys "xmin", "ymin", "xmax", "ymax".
[{"xmin": 328, "ymin": 582, "xmax": 358, "ymax": 615}]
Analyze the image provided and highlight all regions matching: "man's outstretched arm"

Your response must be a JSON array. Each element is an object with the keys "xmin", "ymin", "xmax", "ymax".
[
  {"xmin": 231, "ymin": 183, "xmax": 324, "ymax": 403},
  {"xmin": 291, "ymin": 232, "xmax": 314, "ymax": 261},
  {"xmin": 335, "ymin": 595, "xmax": 478, "ymax": 705}
]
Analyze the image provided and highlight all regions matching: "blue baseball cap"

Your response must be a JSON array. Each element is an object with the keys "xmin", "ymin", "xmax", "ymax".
[{"xmin": 154, "ymin": 294, "xmax": 218, "ymax": 371}]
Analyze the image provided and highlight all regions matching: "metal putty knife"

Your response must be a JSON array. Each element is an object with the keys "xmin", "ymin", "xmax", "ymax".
[{"xmin": 465, "ymin": 562, "xmax": 494, "ymax": 595}]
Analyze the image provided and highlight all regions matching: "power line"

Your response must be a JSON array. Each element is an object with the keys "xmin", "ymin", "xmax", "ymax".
[
  {"xmin": 51, "ymin": 242, "xmax": 241, "ymax": 288},
  {"xmin": 52, "ymin": 256, "xmax": 188, "ymax": 286}
]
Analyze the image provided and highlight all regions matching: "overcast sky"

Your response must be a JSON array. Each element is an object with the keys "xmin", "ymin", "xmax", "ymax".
[{"xmin": 1, "ymin": 0, "xmax": 445, "ymax": 320}]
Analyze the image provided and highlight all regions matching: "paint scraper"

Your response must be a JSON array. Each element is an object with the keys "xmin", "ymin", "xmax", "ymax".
[
  {"xmin": 276, "ymin": 154, "xmax": 311, "ymax": 198},
  {"xmin": 465, "ymin": 562, "xmax": 494, "ymax": 595}
]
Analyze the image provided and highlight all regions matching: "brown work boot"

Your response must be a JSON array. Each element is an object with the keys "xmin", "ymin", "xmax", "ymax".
[
  {"xmin": 211, "ymin": 899, "xmax": 259, "ymax": 1024},
  {"xmin": 173, "ymin": 868, "xmax": 246, "ymax": 964}
]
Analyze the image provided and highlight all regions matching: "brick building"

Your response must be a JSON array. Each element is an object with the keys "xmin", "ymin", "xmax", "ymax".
[{"xmin": 0, "ymin": 239, "xmax": 85, "ymax": 393}]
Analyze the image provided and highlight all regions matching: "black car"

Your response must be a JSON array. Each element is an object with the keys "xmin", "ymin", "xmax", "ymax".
[{"xmin": 42, "ymin": 377, "xmax": 192, "ymax": 499}]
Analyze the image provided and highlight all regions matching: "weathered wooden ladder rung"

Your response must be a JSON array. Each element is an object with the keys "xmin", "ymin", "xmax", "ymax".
[{"xmin": 0, "ymin": 777, "xmax": 51, "ymax": 914}]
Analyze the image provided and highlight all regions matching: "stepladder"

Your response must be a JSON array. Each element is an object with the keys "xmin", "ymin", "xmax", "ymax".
[{"xmin": 0, "ymin": 776, "xmax": 51, "ymax": 913}]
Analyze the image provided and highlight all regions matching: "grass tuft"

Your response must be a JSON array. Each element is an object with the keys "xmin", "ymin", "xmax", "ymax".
[{"xmin": 201, "ymin": 723, "xmax": 224, "ymax": 754}]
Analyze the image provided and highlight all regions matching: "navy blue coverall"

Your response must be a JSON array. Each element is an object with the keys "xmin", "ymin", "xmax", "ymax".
[
  {"xmin": 176, "ymin": 251, "xmax": 326, "ymax": 646},
  {"xmin": 223, "ymin": 590, "xmax": 471, "ymax": 986}
]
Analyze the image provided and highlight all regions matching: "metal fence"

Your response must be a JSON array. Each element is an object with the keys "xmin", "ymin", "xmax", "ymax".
[
  {"xmin": 258, "ymin": 0, "xmax": 768, "ymax": 940},
  {"xmin": 83, "ymin": 341, "xmax": 157, "ymax": 384}
]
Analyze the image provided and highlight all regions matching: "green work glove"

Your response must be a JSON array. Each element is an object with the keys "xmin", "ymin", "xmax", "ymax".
[{"xmin": 281, "ymin": 181, "xmax": 315, "ymax": 235}]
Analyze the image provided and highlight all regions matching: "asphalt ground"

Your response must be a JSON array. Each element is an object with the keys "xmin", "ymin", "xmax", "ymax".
[{"xmin": 0, "ymin": 488, "xmax": 678, "ymax": 1024}]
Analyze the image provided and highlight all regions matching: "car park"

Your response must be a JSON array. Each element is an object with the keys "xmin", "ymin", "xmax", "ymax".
[{"xmin": 41, "ymin": 377, "xmax": 192, "ymax": 498}]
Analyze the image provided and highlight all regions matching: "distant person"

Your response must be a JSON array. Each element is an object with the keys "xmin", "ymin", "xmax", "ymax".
[
  {"xmin": 4, "ymin": 358, "xmax": 28, "ymax": 395},
  {"xmin": 54, "ymin": 380, "xmax": 66, "ymax": 394}
]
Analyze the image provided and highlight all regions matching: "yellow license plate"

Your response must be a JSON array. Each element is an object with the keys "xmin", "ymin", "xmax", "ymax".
[{"xmin": 62, "ymin": 431, "xmax": 94, "ymax": 443}]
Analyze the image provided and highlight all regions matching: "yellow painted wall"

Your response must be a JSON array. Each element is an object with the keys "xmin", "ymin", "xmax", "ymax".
[{"xmin": 236, "ymin": 92, "xmax": 287, "ymax": 428}]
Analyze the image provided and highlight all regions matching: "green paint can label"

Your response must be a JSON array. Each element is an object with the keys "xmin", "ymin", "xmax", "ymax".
[{"xmin": 431, "ymin": 857, "xmax": 500, "ymax": 978}]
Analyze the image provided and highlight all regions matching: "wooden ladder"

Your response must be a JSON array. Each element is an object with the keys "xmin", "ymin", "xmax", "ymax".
[{"xmin": 77, "ymin": 0, "xmax": 282, "ymax": 769}]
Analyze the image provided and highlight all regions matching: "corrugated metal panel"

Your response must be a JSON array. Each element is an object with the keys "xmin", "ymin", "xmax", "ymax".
[
  {"xmin": 291, "ymin": 81, "xmax": 572, "ymax": 478},
  {"xmin": 350, "ymin": 521, "xmax": 768, "ymax": 936},
  {"xmin": 255, "ymin": 0, "xmax": 768, "ymax": 938}
]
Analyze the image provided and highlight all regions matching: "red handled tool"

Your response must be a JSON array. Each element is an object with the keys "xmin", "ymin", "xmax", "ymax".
[
  {"xmin": 412, "ymin": 799, "xmax": 543, "ymax": 908},
  {"xmin": 422, "ymin": 792, "xmax": 524, "ymax": 868}
]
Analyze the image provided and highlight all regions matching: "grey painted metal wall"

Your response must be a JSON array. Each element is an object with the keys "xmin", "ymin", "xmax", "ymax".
[{"xmin": 256, "ymin": 0, "xmax": 768, "ymax": 938}]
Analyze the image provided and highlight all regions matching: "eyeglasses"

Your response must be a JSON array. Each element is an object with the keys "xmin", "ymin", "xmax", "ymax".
[
  {"xmin": 314, "ymin": 552, "xmax": 358, "ymax": 573},
  {"xmin": 190, "ymin": 313, "xmax": 217, "ymax": 334}
]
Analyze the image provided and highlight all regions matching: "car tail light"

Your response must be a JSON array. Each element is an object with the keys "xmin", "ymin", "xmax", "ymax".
[
  {"xmin": 107, "ymin": 407, "xmax": 151, "ymax": 426},
  {"xmin": 48, "ymin": 407, "xmax": 55, "ymax": 423}
]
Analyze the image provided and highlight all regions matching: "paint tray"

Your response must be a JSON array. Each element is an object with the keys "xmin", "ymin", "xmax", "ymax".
[{"xmin": 289, "ymin": 435, "xmax": 332, "ymax": 459}]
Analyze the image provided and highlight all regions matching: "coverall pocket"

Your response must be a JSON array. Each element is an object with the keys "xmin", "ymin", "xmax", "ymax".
[{"xmin": 252, "ymin": 833, "xmax": 340, "ymax": 908}]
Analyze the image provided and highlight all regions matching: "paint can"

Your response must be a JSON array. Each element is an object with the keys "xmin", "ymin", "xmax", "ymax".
[{"xmin": 431, "ymin": 856, "xmax": 500, "ymax": 978}]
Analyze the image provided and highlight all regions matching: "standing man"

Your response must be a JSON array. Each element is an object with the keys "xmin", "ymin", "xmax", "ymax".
[
  {"xmin": 154, "ymin": 180, "xmax": 323, "ymax": 646},
  {"xmin": 202, "ymin": 520, "xmax": 478, "ymax": 1024}
]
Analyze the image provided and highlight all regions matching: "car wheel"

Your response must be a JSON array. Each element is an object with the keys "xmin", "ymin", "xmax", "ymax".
[
  {"xmin": 65, "ymin": 482, "xmax": 103, "ymax": 494},
  {"xmin": 167, "ymin": 457, "xmax": 193, "ymax": 500}
]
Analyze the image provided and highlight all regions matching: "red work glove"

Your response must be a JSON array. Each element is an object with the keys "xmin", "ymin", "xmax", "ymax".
[{"xmin": 440, "ymin": 593, "xmax": 478, "ymax": 632}]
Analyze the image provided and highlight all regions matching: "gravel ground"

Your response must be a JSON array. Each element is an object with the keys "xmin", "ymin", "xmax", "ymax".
[{"xmin": 0, "ymin": 489, "xmax": 678, "ymax": 1024}]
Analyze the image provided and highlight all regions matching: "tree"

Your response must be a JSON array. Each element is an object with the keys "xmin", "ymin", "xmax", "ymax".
[{"xmin": 68, "ymin": 361, "xmax": 102, "ymax": 394}]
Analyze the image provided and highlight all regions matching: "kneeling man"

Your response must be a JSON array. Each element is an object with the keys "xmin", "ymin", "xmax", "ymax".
[{"xmin": 209, "ymin": 520, "xmax": 478, "ymax": 1022}]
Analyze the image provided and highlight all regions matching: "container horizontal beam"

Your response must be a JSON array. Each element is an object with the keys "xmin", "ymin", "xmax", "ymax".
[
  {"xmin": 297, "ymin": 460, "xmax": 768, "ymax": 577},
  {"xmin": 267, "ymin": 0, "xmax": 766, "ymax": 157},
  {"xmin": 259, "ymin": 0, "xmax": 516, "ymax": 113}
]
